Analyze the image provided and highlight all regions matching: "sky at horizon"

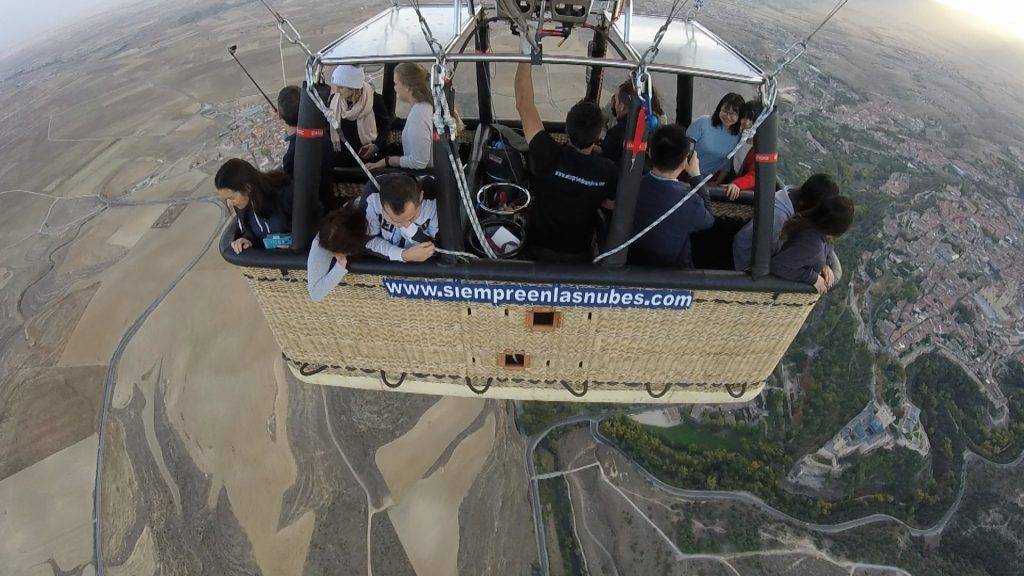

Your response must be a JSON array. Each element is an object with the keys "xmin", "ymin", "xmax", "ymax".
[
  {"xmin": 0, "ymin": 0, "xmax": 139, "ymax": 55},
  {"xmin": 1, "ymin": 0, "xmax": 1022, "ymax": 57}
]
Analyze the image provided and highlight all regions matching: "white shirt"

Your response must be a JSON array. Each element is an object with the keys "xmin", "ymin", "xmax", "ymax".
[{"xmin": 364, "ymin": 192, "xmax": 438, "ymax": 261}]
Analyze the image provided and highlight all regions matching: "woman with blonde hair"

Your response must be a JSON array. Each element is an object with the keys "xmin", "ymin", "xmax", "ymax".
[{"xmin": 367, "ymin": 62, "xmax": 434, "ymax": 171}]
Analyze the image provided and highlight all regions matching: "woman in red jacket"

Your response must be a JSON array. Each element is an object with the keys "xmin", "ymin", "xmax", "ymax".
[{"xmin": 722, "ymin": 100, "xmax": 763, "ymax": 200}]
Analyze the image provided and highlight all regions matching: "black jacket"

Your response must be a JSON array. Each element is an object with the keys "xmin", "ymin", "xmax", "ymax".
[
  {"xmin": 283, "ymin": 133, "xmax": 336, "ymax": 211},
  {"xmin": 236, "ymin": 183, "xmax": 294, "ymax": 246}
]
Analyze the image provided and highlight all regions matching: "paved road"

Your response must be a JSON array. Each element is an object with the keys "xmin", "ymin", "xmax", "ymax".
[
  {"xmin": 525, "ymin": 409, "xmax": 1024, "ymax": 576},
  {"xmin": 92, "ymin": 196, "xmax": 226, "ymax": 576},
  {"xmin": 590, "ymin": 419, "xmax": 1024, "ymax": 538},
  {"xmin": 525, "ymin": 413, "xmax": 605, "ymax": 576}
]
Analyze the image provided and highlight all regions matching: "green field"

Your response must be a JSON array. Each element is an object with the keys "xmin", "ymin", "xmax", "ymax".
[{"xmin": 644, "ymin": 418, "xmax": 755, "ymax": 452}]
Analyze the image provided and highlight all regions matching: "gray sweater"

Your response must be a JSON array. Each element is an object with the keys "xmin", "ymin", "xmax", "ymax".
[
  {"xmin": 733, "ymin": 186, "xmax": 836, "ymax": 273},
  {"xmin": 399, "ymin": 102, "xmax": 434, "ymax": 170},
  {"xmin": 771, "ymin": 229, "xmax": 830, "ymax": 285},
  {"xmin": 306, "ymin": 234, "xmax": 349, "ymax": 302}
]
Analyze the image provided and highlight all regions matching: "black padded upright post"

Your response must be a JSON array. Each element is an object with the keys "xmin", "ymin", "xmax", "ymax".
[
  {"xmin": 292, "ymin": 82, "xmax": 327, "ymax": 253},
  {"xmin": 584, "ymin": 28, "xmax": 608, "ymax": 103},
  {"xmin": 432, "ymin": 87, "xmax": 466, "ymax": 263},
  {"xmin": 383, "ymin": 63, "xmax": 397, "ymax": 117},
  {"xmin": 751, "ymin": 106, "xmax": 778, "ymax": 279},
  {"xmin": 475, "ymin": 16, "xmax": 494, "ymax": 126},
  {"xmin": 676, "ymin": 74, "xmax": 693, "ymax": 127},
  {"xmin": 601, "ymin": 95, "xmax": 647, "ymax": 268}
]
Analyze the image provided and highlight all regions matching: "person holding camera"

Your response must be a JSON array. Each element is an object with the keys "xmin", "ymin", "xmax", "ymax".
[{"xmin": 627, "ymin": 124, "xmax": 713, "ymax": 268}]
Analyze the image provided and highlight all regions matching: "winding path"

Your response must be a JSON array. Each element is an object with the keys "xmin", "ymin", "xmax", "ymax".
[
  {"xmin": 319, "ymin": 386, "xmax": 389, "ymax": 576},
  {"xmin": 92, "ymin": 195, "xmax": 226, "ymax": 576},
  {"xmin": 525, "ymin": 410, "xmax": 1024, "ymax": 576}
]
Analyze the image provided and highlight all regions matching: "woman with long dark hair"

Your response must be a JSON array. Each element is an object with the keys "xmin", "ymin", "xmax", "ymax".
[
  {"xmin": 771, "ymin": 195, "xmax": 855, "ymax": 294},
  {"xmin": 306, "ymin": 204, "xmax": 369, "ymax": 302},
  {"xmin": 215, "ymin": 158, "xmax": 294, "ymax": 254},
  {"xmin": 686, "ymin": 92, "xmax": 745, "ymax": 179}
]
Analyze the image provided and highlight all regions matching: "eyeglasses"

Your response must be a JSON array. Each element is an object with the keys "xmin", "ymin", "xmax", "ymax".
[{"xmin": 721, "ymin": 108, "xmax": 740, "ymax": 117}]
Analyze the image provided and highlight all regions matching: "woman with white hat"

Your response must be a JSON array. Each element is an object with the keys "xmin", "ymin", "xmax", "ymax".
[{"xmin": 328, "ymin": 65, "xmax": 392, "ymax": 168}]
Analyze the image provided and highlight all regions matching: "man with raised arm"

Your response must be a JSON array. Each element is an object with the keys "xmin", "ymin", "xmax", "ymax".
[{"xmin": 514, "ymin": 33, "xmax": 618, "ymax": 263}]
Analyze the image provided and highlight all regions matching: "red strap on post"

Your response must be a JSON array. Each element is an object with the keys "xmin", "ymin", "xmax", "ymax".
[
  {"xmin": 755, "ymin": 152, "xmax": 778, "ymax": 163},
  {"xmin": 296, "ymin": 127, "xmax": 324, "ymax": 139},
  {"xmin": 625, "ymin": 106, "xmax": 648, "ymax": 154}
]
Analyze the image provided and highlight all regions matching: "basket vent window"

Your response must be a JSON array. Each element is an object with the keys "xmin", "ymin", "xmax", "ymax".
[
  {"xmin": 533, "ymin": 311, "xmax": 555, "ymax": 326},
  {"xmin": 501, "ymin": 352, "xmax": 529, "ymax": 369},
  {"xmin": 527, "ymin": 309, "xmax": 561, "ymax": 331}
]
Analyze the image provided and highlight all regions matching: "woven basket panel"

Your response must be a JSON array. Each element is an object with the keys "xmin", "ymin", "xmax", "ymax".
[
  {"xmin": 711, "ymin": 201, "xmax": 754, "ymax": 220},
  {"xmin": 385, "ymin": 129, "xmax": 475, "ymax": 145},
  {"xmin": 460, "ymin": 303, "xmax": 600, "ymax": 381},
  {"xmin": 333, "ymin": 182, "xmax": 365, "ymax": 201},
  {"xmin": 243, "ymin": 269, "xmax": 817, "ymax": 389}
]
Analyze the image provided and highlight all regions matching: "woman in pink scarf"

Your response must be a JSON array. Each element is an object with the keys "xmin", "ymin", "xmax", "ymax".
[{"xmin": 328, "ymin": 65, "xmax": 391, "ymax": 167}]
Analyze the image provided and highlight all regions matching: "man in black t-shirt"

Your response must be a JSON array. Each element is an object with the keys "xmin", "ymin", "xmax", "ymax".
[{"xmin": 515, "ymin": 56, "xmax": 618, "ymax": 263}]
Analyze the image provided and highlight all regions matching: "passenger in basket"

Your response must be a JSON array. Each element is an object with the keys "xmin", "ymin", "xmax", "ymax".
[
  {"xmin": 216, "ymin": 158, "xmax": 295, "ymax": 254},
  {"xmin": 364, "ymin": 173, "xmax": 437, "ymax": 262},
  {"xmin": 732, "ymin": 173, "xmax": 839, "ymax": 272},
  {"xmin": 601, "ymin": 80, "xmax": 665, "ymax": 163},
  {"xmin": 686, "ymin": 92, "xmax": 745, "ymax": 180},
  {"xmin": 324, "ymin": 65, "xmax": 392, "ymax": 168},
  {"xmin": 514, "ymin": 35, "xmax": 619, "ymax": 263},
  {"xmin": 366, "ymin": 63, "xmax": 434, "ymax": 172},
  {"xmin": 277, "ymin": 85, "xmax": 338, "ymax": 211},
  {"xmin": 628, "ymin": 124, "xmax": 714, "ymax": 268},
  {"xmin": 720, "ymin": 99, "xmax": 763, "ymax": 200},
  {"xmin": 771, "ymin": 195, "xmax": 854, "ymax": 294},
  {"xmin": 307, "ymin": 204, "xmax": 369, "ymax": 302}
]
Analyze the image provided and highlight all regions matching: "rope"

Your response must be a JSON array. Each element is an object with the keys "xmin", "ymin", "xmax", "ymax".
[
  {"xmin": 685, "ymin": 0, "xmax": 705, "ymax": 21},
  {"xmin": 278, "ymin": 29, "xmax": 287, "ymax": 86},
  {"xmin": 771, "ymin": 0, "xmax": 850, "ymax": 77},
  {"xmin": 645, "ymin": 382, "xmax": 672, "ymax": 399},
  {"xmin": 496, "ymin": 0, "xmax": 541, "ymax": 53},
  {"xmin": 380, "ymin": 371, "xmax": 407, "ymax": 388},
  {"xmin": 303, "ymin": 85, "xmax": 383, "ymax": 189},
  {"xmin": 435, "ymin": 246, "xmax": 480, "ymax": 260},
  {"xmin": 560, "ymin": 380, "xmax": 589, "ymax": 397},
  {"xmin": 593, "ymin": 83, "xmax": 777, "ymax": 263},
  {"xmin": 465, "ymin": 376, "xmax": 494, "ymax": 394},
  {"xmin": 256, "ymin": 0, "xmax": 313, "ymax": 58},
  {"xmin": 635, "ymin": 0, "xmax": 690, "ymax": 74},
  {"xmin": 409, "ymin": 0, "xmax": 499, "ymax": 259},
  {"xmin": 594, "ymin": 0, "xmax": 851, "ymax": 263},
  {"xmin": 253, "ymin": 1, "xmax": 382, "ymax": 187},
  {"xmin": 630, "ymin": 0, "xmax": 689, "ymax": 125}
]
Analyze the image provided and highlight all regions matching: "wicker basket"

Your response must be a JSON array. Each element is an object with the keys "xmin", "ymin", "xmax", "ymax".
[{"xmin": 242, "ymin": 268, "xmax": 817, "ymax": 403}]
